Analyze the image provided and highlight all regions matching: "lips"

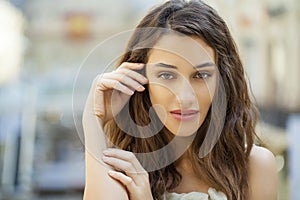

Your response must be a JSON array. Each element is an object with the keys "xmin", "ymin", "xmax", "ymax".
[{"xmin": 170, "ymin": 110, "xmax": 199, "ymax": 121}]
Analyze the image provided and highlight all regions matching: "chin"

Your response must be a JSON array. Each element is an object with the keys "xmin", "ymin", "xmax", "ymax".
[{"xmin": 168, "ymin": 127, "xmax": 199, "ymax": 137}]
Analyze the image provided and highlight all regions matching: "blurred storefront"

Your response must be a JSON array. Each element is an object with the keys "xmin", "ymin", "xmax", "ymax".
[
  {"xmin": 0, "ymin": 0, "xmax": 299, "ymax": 199},
  {"xmin": 214, "ymin": 1, "xmax": 300, "ymax": 199}
]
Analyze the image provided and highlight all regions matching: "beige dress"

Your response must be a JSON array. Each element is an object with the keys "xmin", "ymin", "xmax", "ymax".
[{"xmin": 164, "ymin": 188, "xmax": 227, "ymax": 200}]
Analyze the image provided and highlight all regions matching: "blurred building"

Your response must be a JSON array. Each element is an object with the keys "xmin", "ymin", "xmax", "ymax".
[
  {"xmin": 0, "ymin": 0, "xmax": 299, "ymax": 199},
  {"xmin": 0, "ymin": 0, "xmax": 164, "ymax": 199},
  {"xmin": 213, "ymin": 0, "xmax": 300, "ymax": 112}
]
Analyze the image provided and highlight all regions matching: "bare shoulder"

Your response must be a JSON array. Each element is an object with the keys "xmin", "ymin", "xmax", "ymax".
[
  {"xmin": 249, "ymin": 145, "xmax": 277, "ymax": 167},
  {"xmin": 249, "ymin": 145, "xmax": 278, "ymax": 200}
]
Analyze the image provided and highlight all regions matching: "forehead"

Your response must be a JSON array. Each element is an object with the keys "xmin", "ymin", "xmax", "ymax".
[{"xmin": 147, "ymin": 33, "xmax": 215, "ymax": 65}]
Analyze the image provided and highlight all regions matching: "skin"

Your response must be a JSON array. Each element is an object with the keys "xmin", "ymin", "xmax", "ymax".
[
  {"xmin": 82, "ymin": 34, "xmax": 278, "ymax": 200},
  {"xmin": 249, "ymin": 145, "xmax": 278, "ymax": 199},
  {"xmin": 146, "ymin": 34, "xmax": 217, "ymax": 136}
]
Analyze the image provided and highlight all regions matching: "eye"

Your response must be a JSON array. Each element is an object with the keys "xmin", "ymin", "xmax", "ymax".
[
  {"xmin": 158, "ymin": 72, "xmax": 176, "ymax": 80},
  {"xmin": 194, "ymin": 72, "xmax": 211, "ymax": 79}
]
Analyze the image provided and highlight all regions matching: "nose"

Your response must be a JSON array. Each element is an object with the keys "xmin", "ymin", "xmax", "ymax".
[{"xmin": 176, "ymin": 79, "xmax": 197, "ymax": 109}]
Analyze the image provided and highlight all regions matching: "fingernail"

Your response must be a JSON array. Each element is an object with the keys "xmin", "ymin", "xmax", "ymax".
[
  {"xmin": 102, "ymin": 156, "xmax": 108, "ymax": 161},
  {"xmin": 108, "ymin": 170, "xmax": 116, "ymax": 175},
  {"xmin": 137, "ymin": 86, "xmax": 145, "ymax": 91},
  {"xmin": 103, "ymin": 148, "xmax": 113, "ymax": 154},
  {"xmin": 143, "ymin": 78, "xmax": 148, "ymax": 83},
  {"xmin": 128, "ymin": 90, "xmax": 134, "ymax": 95}
]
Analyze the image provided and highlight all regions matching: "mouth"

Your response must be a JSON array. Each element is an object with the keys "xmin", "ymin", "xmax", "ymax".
[{"xmin": 170, "ymin": 110, "xmax": 199, "ymax": 121}]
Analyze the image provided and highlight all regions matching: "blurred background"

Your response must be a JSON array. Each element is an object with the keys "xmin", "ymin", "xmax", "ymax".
[{"xmin": 0, "ymin": 0, "xmax": 299, "ymax": 199}]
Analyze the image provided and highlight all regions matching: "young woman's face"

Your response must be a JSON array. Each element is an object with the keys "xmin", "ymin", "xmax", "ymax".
[{"xmin": 146, "ymin": 34, "xmax": 217, "ymax": 136}]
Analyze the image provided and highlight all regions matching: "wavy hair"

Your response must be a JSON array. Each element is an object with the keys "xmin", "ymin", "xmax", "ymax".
[{"xmin": 103, "ymin": 1, "xmax": 259, "ymax": 199}]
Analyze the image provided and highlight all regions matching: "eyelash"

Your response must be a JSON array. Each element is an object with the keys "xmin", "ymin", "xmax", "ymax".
[
  {"xmin": 157, "ymin": 72, "xmax": 211, "ymax": 80},
  {"xmin": 158, "ymin": 72, "xmax": 175, "ymax": 80},
  {"xmin": 194, "ymin": 72, "xmax": 212, "ymax": 79}
]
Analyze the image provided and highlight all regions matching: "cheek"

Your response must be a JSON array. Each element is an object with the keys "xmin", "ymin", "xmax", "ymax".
[
  {"xmin": 196, "ymin": 87, "xmax": 213, "ymax": 104},
  {"xmin": 148, "ymin": 84, "xmax": 173, "ymax": 106},
  {"xmin": 199, "ymin": 75, "xmax": 217, "ymax": 101},
  {"xmin": 148, "ymin": 85, "xmax": 173, "ymax": 124},
  {"xmin": 194, "ymin": 81, "xmax": 216, "ymax": 113}
]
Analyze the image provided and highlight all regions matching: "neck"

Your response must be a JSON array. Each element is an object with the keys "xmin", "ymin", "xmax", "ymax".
[
  {"xmin": 175, "ymin": 151, "xmax": 194, "ymax": 173},
  {"xmin": 171, "ymin": 151, "xmax": 211, "ymax": 194}
]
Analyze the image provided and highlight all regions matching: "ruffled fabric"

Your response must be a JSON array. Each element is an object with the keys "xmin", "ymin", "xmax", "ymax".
[{"xmin": 164, "ymin": 188, "xmax": 227, "ymax": 200}]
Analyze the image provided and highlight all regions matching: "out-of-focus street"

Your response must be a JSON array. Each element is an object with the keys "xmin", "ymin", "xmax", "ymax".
[{"xmin": 0, "ymin": 0, "xmax": 299, "ymax": 199}]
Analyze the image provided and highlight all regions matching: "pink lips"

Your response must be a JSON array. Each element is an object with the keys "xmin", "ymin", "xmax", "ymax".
[{"xmin": 170, "ymin": 110, "xmax": 199, "ymax": 121}]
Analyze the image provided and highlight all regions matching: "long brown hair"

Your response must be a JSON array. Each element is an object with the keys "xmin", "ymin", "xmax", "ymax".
[{"xmin": 103, "ymin": 1, "xmax": 259, "ymax": 199}]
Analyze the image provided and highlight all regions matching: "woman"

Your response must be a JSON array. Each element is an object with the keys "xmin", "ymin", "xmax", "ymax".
[{"xmin": 82, "ymin": 0, "xmax": 278, "ymax": 199}]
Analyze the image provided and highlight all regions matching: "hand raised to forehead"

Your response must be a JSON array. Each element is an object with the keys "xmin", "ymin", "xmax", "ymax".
[{"xmin": 93, "ymin": 62, "xmax": 148, "ymax": 124}]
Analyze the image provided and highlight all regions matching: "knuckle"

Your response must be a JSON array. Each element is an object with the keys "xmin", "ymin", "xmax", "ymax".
[
  {"xmin": 120, "ymin": 62, "xmax": 128, "ymax": 68},
  {"xmin": 119, "ymin": 73, "xmax": 127, "ymax": 80},
  {"xmin": 128, "ymin": 152, "xmax": 136, "ymax": 160},
  {"xmin": 125, "ymin": 177, "xmax": 134, "ymax": 185},
  {"xmin": 124, "ymin": 163, "xmax": 133, "ymax": 171},
  {"xmin": 112, "ymin": 80, "xmax": 120, "ymax": 88},
  {"xmin": 117, "ymin": 68, "xmax": 127, "ymax": 74},
  {"xmin": 96, "ymin": 75, "xmax": 107, "ymax": 85},
  {"xmin": 96, "ymin": 84, "xmax": 103, "ymax": 90}
]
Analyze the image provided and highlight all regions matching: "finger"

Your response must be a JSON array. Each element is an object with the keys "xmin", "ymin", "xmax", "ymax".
[
  {"xmin": 94, "ymin": 87, "xmax": 105, "ymax": 118},
  {"xmin": 118, "ymin": 62, "xmax": 145, "ymax": 70},
  {"xmin": 102, "ymin": 155, "xmax": 136, "ymax": 174},
  {"xmin": 102, "ymin": 73, "xmax": 145, "ymax": 92},
  {"xmin": 91, "ymin": 75, "xmax": 105, "ymax": 118},
  {"xmin": 103, "ymin": 149, "xmax": 145, "ymax": 173},
  {"xmin": 108, "ymin": 170, "xmax": 135, "ymax": 189},
  {"xmin": 99, "ymin": 78, "xmax": 134, "ymax": 96},
  {"xmin": 94, "ymin": 77, "xmax": 134, "ymax": 118},
  {"xmin": 116, "ymin": 68, "xmax": 148, "ymax": 85}
]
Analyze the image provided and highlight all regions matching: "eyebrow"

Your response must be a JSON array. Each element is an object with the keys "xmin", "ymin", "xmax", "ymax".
[{"xmin": 154, "ymin": 62, "xmax": 216, "ymax": 69}]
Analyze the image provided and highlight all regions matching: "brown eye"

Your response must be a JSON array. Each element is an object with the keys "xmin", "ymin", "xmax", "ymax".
[{"xmin": 194, "ymin": 72, "xmax": 211, "ymax": 79}]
